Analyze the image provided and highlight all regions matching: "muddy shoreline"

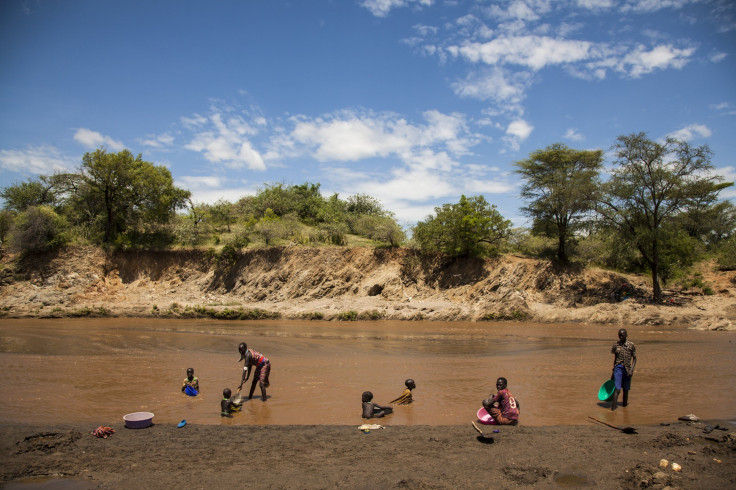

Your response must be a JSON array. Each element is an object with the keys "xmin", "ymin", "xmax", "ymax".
[{"xmin": 1, "ymin": 420, "xmax": 734, "ymax": 489}]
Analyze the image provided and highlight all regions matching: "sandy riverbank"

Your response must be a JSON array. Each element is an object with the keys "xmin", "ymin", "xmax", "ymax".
[
  {"xmin": 1, "ymin": 420, "xmax": 734, "ymax": 489},
  {"xmin": 1, "ymin": 247, "xmax": 735, "ymax": 330}
]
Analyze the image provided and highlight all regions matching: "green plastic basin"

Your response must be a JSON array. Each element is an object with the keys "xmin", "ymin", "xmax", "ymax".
[{"xmin": 598, "ymin": 379, "xmax": 615, "ymax": 401}]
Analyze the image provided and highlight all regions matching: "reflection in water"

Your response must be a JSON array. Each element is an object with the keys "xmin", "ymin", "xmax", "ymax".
[{"xmin": 1, "ymin": 319, "xmax": 734, "ymax": 426}]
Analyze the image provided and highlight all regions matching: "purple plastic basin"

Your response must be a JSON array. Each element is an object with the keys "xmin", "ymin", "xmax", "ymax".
[{"xmin": 123, "ymin": 412, "xmax": 154, "ymax": 429}]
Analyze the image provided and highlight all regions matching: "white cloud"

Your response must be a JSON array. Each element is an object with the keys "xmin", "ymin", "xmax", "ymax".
[
  {"xmin": 565, "ymin": 128, "xmax": 585, "ymax": 141},
  {"xmin": 0, "ymin": 145, "xmax": 76, "ymax": 175},
  {"xmin": 184, "ymin": 112, "xmax": 266, "ymax": 170},
  {"xmin": 506, "ymin": 119, "xmax": 534, "ymax": 140},
  {"xmin": 452, "ymin": 67, "xmax": 532, "ymax": 113},
  {"xmin": 286, "ymin": 109, "xmax": 473, "ymax": 164},
  {"xmin": 710, "ymin": 102, "xmax": 731, "ymax": 111},
  {"xmin": 73, "ymin": 128, "xmax": 124, "ymax": 151},
  {"xmin": 176, "ymin": 175, "xmax": 228, "ymax": 190},
  {"xmin": 464, "ymin": 177, "xmax": 515, "ymax": 195},
  {"xmin": 347, "ymin": 162, "xmax": 514, "ymax": 224},
  {"xmin": 449, "ymin": 36, "xmax": 592, "ymax": 71},
  {"xmin": 413, "ymin": 24, "xmax": 439, "ymax": 37},
  {"xmin": 189, "ymin": 186, "xmax": 256, "ymax": 205},
  {"xmin": 360, "ymin": 0, "xmax": 433, "ymax": 18},
  {"xmin": 359, "ymin": 166, "xmax": 456, "ymax": 202},
  {"xmin": 180, "ymin": 114, "xmax": 208, "ymax": 128},
  {"xmin": 621, "ymin": 0, "xmax": 694, "ymax": 14},
  {"xmin": 503, "ymin": 119, "xmax": 534, "ymax": 151},
  {"xmin": 140, "ymin": 132, "xmax": 175, "ymax": 148},
  {"xmin": 709, "ymin": 51, "xmax": 727, "ymax": 63},
  {"xmin": 618, "ymin": 44, "xmax": 695, "ymax": 77},
  {"xmin": 486, "ymin": 0, "xmax": 552, "ymax": 22},
  {"xmin": 667, "ymin": 124, "xmax": 712, "ymax": 141},
  {"xmin": 292, "ymin": 116, "xmax": 408, "ymax": 161},
  {"xmin": 175, "ymin": 175, "xmax": 256, "ymax": 204},
  {"xmin": 576, "ymin": 0, "xmax": 614, "ymax": 9},
  {"xmin": 716, "ymin": 166, "xmax": 736, "ymax": 199},
  {"xmin": 709, "ymin": 102, "xmax": 736, "ymax": 115}
]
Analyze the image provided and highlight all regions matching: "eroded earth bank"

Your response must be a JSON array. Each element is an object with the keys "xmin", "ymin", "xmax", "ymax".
[{"xmin": 1, "ymin": 246, "xmax": 734, "ymax": 330}]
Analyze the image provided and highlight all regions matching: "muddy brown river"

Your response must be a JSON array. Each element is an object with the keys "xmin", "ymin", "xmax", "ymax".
[{"xmin": 1, "ymin": 319, "xmax": 734, "ymax": 427}]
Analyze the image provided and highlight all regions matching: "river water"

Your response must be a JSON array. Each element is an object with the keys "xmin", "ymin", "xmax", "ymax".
[{"xmin": 0, "ymin": 319, "xmax": 734, "ymax": 427}]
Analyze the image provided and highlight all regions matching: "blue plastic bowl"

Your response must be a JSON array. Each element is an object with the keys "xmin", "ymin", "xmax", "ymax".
[
  {"xmin": 184, "ymin": 386, "xmax": 198, "ymax": 396},
  {"xmin": 598, "ymin": 379, "xmax": 615, "ymax": 401}
]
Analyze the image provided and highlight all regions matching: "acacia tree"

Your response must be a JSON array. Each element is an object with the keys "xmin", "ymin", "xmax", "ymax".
[
  {"xmin": 79, "ymin": 148, "xmax": 190, "ymax": 243},
  {"xmin": 0, "ymin": 177, "xmax": 58, "ymax": 212},
  {"xmin": 413, "ymin": 195, "xmax": 511, "ymax": 257},
  {"xmin": 515, "ymin": 143, "xmax": 603, "ymax": 263},
  {"xmin": 597, "ymin": 132, "xmax": 731, "ymax": 301}
]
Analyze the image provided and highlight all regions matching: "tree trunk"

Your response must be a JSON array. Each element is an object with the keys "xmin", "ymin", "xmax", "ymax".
[
  {"xmin": 104, "ymin": 206, "xmax": 113, "ymax": 243},
  {"xmin": 557, "ymin": 233, "xmax": 567, "ymax": 263},
  {"xmin": 651, "ymin": 241, "xmax": 662, "ymax": 302}
]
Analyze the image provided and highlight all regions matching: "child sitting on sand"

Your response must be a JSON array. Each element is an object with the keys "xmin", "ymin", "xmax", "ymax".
[
  {"xmin": 181, "ymin": 368, "xmax": 199, "ymax": 394},
  {"xmin": 390, "ymin": 379, "xmax": 416, "ymax": 405},
  {"xmin": 221, "ymin": 388, "xmax": 242, "ymax": 417},
  {"xmin": 362, "ymin": 391, "xmax": 393, "ymax": 419},
  {"xmin": 482, "ymin": 377, "xmax": 519, "ymax": 425}
]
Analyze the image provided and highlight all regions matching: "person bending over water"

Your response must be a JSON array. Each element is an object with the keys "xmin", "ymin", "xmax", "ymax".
[
  {"xmin": 482, "ymin": 377, "xmax": 520, "ymax": 425},
  {"xmin": 610, "ymin": 328, "xmax": 636, "ymax": 411},
  {"xmin": 238, "ymin": 342, "xmax": 271, "ymax": 401},
  {"xmin": 362, "ymin": 391, "xmax": 393, "ymax": 419}
]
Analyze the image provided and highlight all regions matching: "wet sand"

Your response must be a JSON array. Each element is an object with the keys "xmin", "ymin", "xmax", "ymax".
[{"xmin": 1, "ymin": 420, "xmax": 735, "ymax": 489}]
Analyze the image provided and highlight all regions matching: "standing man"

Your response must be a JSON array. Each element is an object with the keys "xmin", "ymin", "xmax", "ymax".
[
  {"xmin": 237, "ymin": 342, "xmax": 271, "ymax": 401},
  {"xmin": 610, "ymin": 328, "xmax": 636, "ymax": 410}
]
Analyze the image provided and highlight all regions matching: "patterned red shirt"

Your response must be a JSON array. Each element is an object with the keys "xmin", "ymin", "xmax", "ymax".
[{"xmin": 490, "ymin": 389, "xmax": 519, "ymax": 420}]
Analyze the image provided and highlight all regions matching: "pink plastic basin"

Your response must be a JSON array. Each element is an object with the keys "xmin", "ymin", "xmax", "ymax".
[{"xmin": 476, "ymin": 407, "xmax": 498, "ymax": 425}]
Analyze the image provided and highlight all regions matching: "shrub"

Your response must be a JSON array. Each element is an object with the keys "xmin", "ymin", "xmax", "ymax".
[
  {"xmin": 358, "ymin": 310, "xmax": 384, "ymax": 320},
  {"xmin": 335, "ymin": 310, "xmax": 358, "ymax": 321},
  {"xmin": 10, "ymin": 205, "xmax": 69, "ymax": 253},
  {"xmin": 300, "ymin": 312, "xmax": 324, "ymax": 320}
]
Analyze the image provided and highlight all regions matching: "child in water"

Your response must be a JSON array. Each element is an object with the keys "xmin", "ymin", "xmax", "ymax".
[
  {"xmin": 390, "ymin": 379, "xmax": 416, "ymax": 405},
  {"xmin": 181, "ymin": 367, "xmax": 199, "ymax": 394},
  {"xmin": 221, "ymin": 388, "xmax": 242, "ymax": 417},
  {"xmin": 362, "ymin": 391, "xmax": 393, "ymax": 419}
]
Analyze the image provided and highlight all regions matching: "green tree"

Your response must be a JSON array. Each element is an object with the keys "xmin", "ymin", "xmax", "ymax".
[
  {"xmin": 317, "ymin": 193, "xmax": 347, "ymax": 224},
  {"xmin": 515, "ymin": 143, "xmax": 603, "ymax": 263},
  {"xmin": 9, "ymin": 205, "xmax": 69, "ymax": 253},
  {"xmin": 290, "ymin": 182, "xmax": 325, "ymax": 223},
  {"xmin": 597, "ymin": 132, "xmax": 731, "ymax": 301},
  {"xmin": 251, "ymin": 183, "xmax": 294, "ymax": 217},
  {"xmin": 0, "ymin": 177, "xmax": 57, "ymax": 212},
  {"xmin": 79, "ymin": 148, "xmax": 190, "ymax": 243},
  {"xmin": 413, "ymin": 195, "xmax": 511, "ymax": 257},
  {"xmin": 208, "ymin": 199, "xmax": 236, "ymax": 233},
  {"xmin": 675, "ymin": 196, "xmax": 736, "ymax": 246},
  {"xmin": 714, "ymin": 235, "xmax": 736, "ymax": 270},
  {"xmin": 254, "ymin": 208, "xmax": 284, "ymax": 245},
  {"xmin": 345, "ymin": 194, "xmax": 384, "ymax": 215},
  {"xmin": 352, "ymin": 214, "xmax": 406, "ymax": 246},
  {"xmin": 0, "ymin": 209, "xmax": 14, "ymax": 246}
]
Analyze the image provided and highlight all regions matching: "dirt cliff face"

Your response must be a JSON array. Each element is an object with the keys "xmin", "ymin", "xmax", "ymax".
[{"xmin": 1, "ymin": 246, "xmax": 734, "ymax": 329}]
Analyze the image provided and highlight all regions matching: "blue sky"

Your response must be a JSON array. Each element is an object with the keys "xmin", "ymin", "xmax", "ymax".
[{"xmin": 1, "ymin": 0, "xmax": 734, "ymax": 228}]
